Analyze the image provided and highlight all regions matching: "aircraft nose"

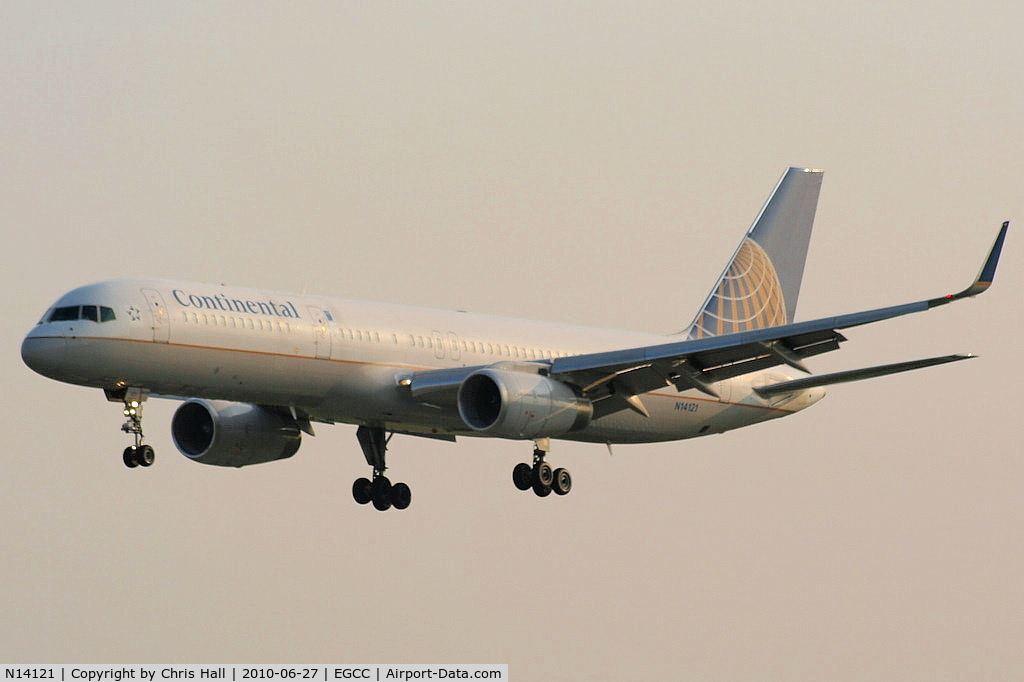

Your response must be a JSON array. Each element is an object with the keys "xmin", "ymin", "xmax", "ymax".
[{"xmin": 21, "ymin": 335, "xmax": 67, "ymax": 380}]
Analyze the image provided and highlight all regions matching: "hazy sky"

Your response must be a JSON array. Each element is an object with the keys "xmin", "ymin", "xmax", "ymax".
[{"xmin": 2, "ymin": 2, "xmax": 1021, "ymax": 679}]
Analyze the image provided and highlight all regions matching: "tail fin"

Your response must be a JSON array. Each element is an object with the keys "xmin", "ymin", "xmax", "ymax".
[{"xmin": 685, "ymin": 167, "xmax": 824, "ymax": 339}]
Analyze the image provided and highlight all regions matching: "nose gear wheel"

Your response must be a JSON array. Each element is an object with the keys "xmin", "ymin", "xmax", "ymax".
[{"xmin": 111, "ymin": 387, "xmax": 155, "ymax": 469}]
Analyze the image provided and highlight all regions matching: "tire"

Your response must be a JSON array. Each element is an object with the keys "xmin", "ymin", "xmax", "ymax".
[
  {"xmin": 123, "ymin": 446, "xmax": 139, "ymax": 468},
  {"xmin": 352, "ymin": 477, "xmax": 373, "ymax": 505},
  {"xmin": 371, "ymin": 476, "xmax": 393, "ymax": 511},
  {"xmin": 512, "ymin": 463, "xmax": 533, "ymax": 490},
  {"xmin": 391, "ymin": 482, "xmax": 412, "ymax": 510},
  {"xmin": 552, "ymin": 467, "xmax": 572, "ymax": 495},
  {"xmin": 534, "ymin": 461, "xmax": 554, "ymax": 487},
  {"xmin": 137, "ymin": 445, "xmax": 155, "ymax": 467},
  {"xmin": 532, "ymin": 479, "xmax": 552, "ymax": 497}
]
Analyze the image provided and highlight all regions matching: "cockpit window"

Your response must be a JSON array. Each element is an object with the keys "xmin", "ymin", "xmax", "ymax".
[
  {"xmin": 47, "ymin": 305, "xmax": 116, "ymax": 323},
  {"xmin": 49, "ymin": 306, "xmax": 80, "ymax": 322}
]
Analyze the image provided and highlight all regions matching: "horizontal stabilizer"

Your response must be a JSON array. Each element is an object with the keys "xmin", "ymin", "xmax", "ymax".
[{"xmin": 754, "ymin": 354, "xmax": 975, "ymax": 397}]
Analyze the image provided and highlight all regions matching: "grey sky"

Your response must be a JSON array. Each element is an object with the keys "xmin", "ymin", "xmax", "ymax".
[{"xmin": 2, "ymin": 2, "xmax": 1021, "ymax": 679}]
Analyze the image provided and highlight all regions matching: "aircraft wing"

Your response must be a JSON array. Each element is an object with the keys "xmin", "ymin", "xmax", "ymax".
[
  {"xmin": 406, "ymin": 222, "xmax": 1007, "ymax": 418},
  {"xmin": 752, "ymin": 354, "xmax": 975, "ymax": 397},
  {"xmin": 550, "ymin": 221, "xmax": 1006, "ymax": 415}
]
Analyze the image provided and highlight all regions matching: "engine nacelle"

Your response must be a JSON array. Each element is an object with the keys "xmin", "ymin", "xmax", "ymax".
[
  {"xmin": 457, "ymin": 368, "xmax": 592, "ymax": 439},
  {"xmin": 171, "ymin": 399, "xmax": 301, "ymax": 468}
]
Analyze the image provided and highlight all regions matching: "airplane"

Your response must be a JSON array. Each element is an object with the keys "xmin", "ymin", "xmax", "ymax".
[{"xmin": 21, "ymin": 168, "xmax": 1008, "ymax": 511}]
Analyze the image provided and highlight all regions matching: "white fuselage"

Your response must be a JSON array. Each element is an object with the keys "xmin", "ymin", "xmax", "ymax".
[{"xmin": 21, "ymin": 278, "xmax": 824, "ymax": 445}]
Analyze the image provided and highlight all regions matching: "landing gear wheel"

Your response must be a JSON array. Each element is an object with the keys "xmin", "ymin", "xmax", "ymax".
[
  {"xmin": 136, "ymin": 444, "xmax": 155, "ymax": 467},
  {"xmin": 123, "ymin": 446, "xmax": 139, "ymax": 468},
  {"xmin": 512, "ymin": 463, "xmax": 533, "ymax": 491},
  {"xmin": 355, "ymin": 426, "xmax": 412, "ymax": 511},
  {"xmin": 552, "ymin": 467, "xmax": 572, "ymax": 495},
  {"xmin": 534, "ymin": 461, "xmax": 554, "ymax": 487},
  {"xmin": 532, "ymin": 479, "xmax": 552, "ymax": 497},
  {"xmin": 391, "ymin": 482, "xmax": 412, "ymax": 510},
  {"xmin": 352, "ymin": 477, "xmax": 373, "ymax": 505},
  {"xmin": 371, "ymin": 476, "xmax": 393, "ymax": 511}
]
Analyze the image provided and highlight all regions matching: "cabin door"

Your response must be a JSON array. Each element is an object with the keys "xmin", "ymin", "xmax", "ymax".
[
  {"xmin": 141, "ymin": 288, "xmax": 170, "ymax": 343},
  {"xmin": 307, "ymin": 306, "xmax": 333, "ymax": 360}
]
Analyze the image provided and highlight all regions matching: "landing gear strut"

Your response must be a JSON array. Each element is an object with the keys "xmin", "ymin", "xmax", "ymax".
[
  {"xmin": 512, "ymin": 439, "xmax": 571, "ymax": 498},
  {"xmin": 114, "ymin": 387, "xmax": 155, "ymax": 468},
  {"xmin": 352, "ymin": 425, "xmax": 411, "ymax": 511}
]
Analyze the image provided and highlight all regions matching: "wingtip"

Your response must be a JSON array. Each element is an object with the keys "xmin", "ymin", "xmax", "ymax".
[
  {"xmin": 930, "ymin": 221, "xmax": 1008, "ymax": 306},
  {"xmin": 978, "ymin": 220, "xmax": 1010, "ymax": 284}
]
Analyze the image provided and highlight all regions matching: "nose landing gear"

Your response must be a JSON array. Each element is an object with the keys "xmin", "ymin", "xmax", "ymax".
[{"xmin": 108, "ymin": 387, "xmax": 155, "ymax": 468}]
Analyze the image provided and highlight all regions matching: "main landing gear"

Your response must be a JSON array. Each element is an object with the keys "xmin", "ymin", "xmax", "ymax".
[
  {"xmin": 115, "ymin": 387, "xmax": 155, "ymax": 468},
  {"xmin": 351, "ymin": 425, "xmax": 411, "ymax": 512},
  {"xmin": 512, "ymin": 439, "xmax": 572, "ymax": 498}
]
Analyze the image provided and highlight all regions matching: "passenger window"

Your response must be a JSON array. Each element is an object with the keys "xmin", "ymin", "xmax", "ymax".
[{"xmin": 81, "ymin": 305, "xmax": 99, "ymax": 322}]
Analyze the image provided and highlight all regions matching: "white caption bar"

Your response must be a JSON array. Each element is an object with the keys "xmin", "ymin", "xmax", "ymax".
[{"xmin": 0, "ymin": 666, "xmax": 508, "ymax": 682}]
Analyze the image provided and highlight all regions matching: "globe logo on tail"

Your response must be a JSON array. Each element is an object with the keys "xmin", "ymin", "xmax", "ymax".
[{"xmin": 689, "ymin": 238, "xmax": 787, "ymax": 339}]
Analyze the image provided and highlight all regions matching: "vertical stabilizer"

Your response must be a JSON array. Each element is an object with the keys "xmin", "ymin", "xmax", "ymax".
[{"xmin": 686, "ymin": 168, "xmax": 823, "ymax": 338}]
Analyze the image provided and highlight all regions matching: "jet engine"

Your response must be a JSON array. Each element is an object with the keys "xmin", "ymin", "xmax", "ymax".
[
  {"xmin": 171, "ymin": 399, "xmax": 301, "ymax": 467},
  {"xmin": 457, "ymin": 368, "xmax": 592, "ymax": 439}
]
